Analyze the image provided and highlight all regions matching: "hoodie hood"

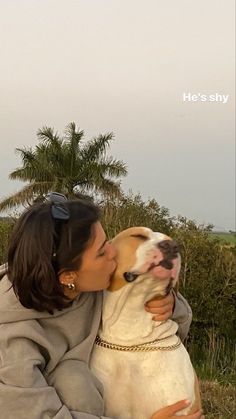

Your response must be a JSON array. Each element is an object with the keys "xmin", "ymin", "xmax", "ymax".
[{"xmin": 0, "ymin": 274, "xmax": 88, "ymax": 324}]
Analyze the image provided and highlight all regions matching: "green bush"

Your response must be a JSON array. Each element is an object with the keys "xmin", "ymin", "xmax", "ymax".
[
  {"xmin": 100, "ymin": 193, "xmax": 174, "ymax": 238},
  {"xmin": 172, "ymin": 218, "xmax": 236, "ymax": 382},
  {"xmin": 0, "ymin": 219, "xmax": 14, "ymax": 265},
  {"xmin": 172, "ymin": 217, "xmax": 236, "ymax": 341}
]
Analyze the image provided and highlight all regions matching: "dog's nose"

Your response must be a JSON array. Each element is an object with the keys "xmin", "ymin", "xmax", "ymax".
[
  {"xmin": 157, "ymin": 240, "xmax": 179, "ymax": 260},
  {"xmin": 155, "ymin": 240, "xmax": 180, "ymax": 270}
]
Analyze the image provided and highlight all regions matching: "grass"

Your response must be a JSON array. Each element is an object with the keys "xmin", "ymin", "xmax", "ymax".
[
  {"xmin": 189, "ymin": 334, "xmax": 236, "ymax": 385},
  {"xmin": 200, "ymin": 380, "xmax": 236, "ymax": 418},
  {"xmin": 208, "ymin": 232, "xmax": 236, "ymax": 245},
  {"xmin": 188, "ymin": 332, "xmax": 236, "ymax": 417}
]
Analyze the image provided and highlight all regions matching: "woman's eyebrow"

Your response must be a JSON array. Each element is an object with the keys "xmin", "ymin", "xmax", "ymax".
[{"xmin": 97, "ymin": 237, "xmax": 107, "ymax": 252}]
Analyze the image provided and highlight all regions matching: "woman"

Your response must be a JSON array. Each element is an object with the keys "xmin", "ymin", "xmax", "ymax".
[{"xmin": 0, "ymin": 194, "xmax": 203, "ymax": 419}]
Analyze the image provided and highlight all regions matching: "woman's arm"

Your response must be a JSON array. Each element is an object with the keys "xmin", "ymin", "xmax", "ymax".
[
  {"xmin": 151, "ymin": 400, "xmax": 204, "ymax": 419},
  {"xmin": 171, "ymin": 291, "xmax": 192, "ymax": 342},
  {"xmin": 145, "ymin": 291, "xmax": 192, "ymax": 342}
]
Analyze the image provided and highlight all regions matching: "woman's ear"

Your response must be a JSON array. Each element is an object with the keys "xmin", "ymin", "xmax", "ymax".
[
  {"xmin": 58, "ymin": 271, "xmax": 79, "ymax": 297},
  {"xmin": 58, "ymin": 271, "xmax": 76, "ymax": 286}
]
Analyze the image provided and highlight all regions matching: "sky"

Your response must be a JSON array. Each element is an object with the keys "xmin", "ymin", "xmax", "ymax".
[{"xmin": 0, "ymin": 0, "xmax": 235, "ymax": 231}]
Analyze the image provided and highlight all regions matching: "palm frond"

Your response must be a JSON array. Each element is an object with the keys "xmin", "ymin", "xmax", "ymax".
[
  {"xmin": 63, "ymin": 123, "xmax": 84, "ymax": 176},
  {"xmin": 80, "ymin": 177, "xmax": 122, "ymax": 198},
  {"xmin": 37, "ymin": 126, "xmax": 57, "ymax": 140},
  {"xmin": 9, "ymin": 167, "xmax": 36, "ymax": 182},
  {"xmin": 15, "ymin": 147, "xmax": 35, "ymax": 165},
  {"xmin": 81, "ymin": 133, "xmax": 114, "ymax": 161},
  {"xmin": 89, "ymin": 158, "xmax": 128, "ymax": 178},
  {"xmin": 0, "ymin": 181, "xmax": 53, "ymax": 211},
  {"xmin": 9, "ymin": 164, "xmax": 54, "ymax": 182},
  {"xmin": 37, "ymin": 126, "xmax": 62, "ymax": 150},
  {"xmin": 64, "ymin": 122, "xmax": 84, "ymax": 144}
]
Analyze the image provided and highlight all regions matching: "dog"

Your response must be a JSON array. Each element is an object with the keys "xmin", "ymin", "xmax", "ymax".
[{"xmin": 90, "ymin": 227, "xmax": 201, "ymax": 418}]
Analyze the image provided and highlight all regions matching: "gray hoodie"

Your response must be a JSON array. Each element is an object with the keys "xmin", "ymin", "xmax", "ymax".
[{"xmin": 0, "ymin": 271, "xmax": 192, "ymax": 419}]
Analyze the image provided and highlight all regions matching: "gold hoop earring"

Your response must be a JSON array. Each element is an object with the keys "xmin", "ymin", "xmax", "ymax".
[{"xmin": 61, "ymin": 283, "xmax": 75, "ymax": 291}]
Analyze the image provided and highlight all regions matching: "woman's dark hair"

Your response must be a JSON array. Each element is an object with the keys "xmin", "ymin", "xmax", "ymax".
[{"xmin": 7, "ymin": 199, "xmax": 100, "ymax": 314}]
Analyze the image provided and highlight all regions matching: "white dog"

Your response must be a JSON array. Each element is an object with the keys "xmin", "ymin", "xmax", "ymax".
[{"xmin": 90, "ymin": 227, "xmax": 201, "ymax": 418}]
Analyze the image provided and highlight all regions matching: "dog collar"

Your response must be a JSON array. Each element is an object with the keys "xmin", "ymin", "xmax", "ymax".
[{"xmin": 95, "ymin": 335, "xmax": 181, "ymax": 352}]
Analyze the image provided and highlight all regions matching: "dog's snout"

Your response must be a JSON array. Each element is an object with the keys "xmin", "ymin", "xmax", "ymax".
[{"xmin": 157, "ymin": 240, "xmax": 179, "ymax": 260}]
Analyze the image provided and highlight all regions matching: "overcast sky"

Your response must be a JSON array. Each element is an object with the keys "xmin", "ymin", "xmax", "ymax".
[{"xmin": 0, "ymin": 0, "xmax": 235, "ymax": 230}]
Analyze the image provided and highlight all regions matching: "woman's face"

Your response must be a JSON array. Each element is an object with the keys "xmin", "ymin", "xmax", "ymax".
[{"xmin": 60, "ymin": 222, "xmax": 117, "ymax": 295}]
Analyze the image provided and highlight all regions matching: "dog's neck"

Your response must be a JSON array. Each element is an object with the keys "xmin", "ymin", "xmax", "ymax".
[{"xmin": 99, "ymin": 277, "xmax": 178, "ymax": 346}]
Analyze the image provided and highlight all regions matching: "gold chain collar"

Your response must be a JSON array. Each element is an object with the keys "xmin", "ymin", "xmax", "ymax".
[{"xmin": 95, "ymin": 335, "xmax": 181, "ymax": 352}]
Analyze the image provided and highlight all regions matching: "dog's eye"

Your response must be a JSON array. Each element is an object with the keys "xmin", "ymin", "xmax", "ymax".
[{"xmin": 131, "ymin": 234, "xmax": 149, "ymax": 242}]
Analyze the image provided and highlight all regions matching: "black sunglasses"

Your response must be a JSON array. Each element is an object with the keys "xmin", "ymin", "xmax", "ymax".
[
  {"xmin": 45, "ymin": 192, "xmax": 70, "ymax": 262},
  {"xmin": 45, "ymin": 192, "xmax": 70, "ymax": 221}
]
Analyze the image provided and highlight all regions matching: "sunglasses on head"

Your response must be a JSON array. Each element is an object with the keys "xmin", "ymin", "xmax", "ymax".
[
  {"xmin": 45, "ymin": 192, "xmax": 70, "ymax": 221},
  {"xmin": 45, "ymin": 192, "xmax": 70, "ymax": 263}
]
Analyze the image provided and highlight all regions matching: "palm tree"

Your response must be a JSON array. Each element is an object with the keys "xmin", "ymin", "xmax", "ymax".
[{"xmin": 0, "ymin": 122, "xmax": 127, "ymax": 211}]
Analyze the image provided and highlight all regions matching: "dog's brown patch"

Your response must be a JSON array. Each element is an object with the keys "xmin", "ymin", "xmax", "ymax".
[{"xmin": 108, "ymin": 227, "xmax": 151, "ymax": 292}]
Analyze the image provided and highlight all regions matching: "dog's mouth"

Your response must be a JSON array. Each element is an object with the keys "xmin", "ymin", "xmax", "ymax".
[
  {"xmin": 123, "ymin": 259, "xmax": 173, "ymax": 283},
  {"xmin": 123, "ymin": 240, "xmax": 179, "ymax": 283},
  {"xmin": 149, "ymin": 259, "xmax": 174, "ymax": 271}
]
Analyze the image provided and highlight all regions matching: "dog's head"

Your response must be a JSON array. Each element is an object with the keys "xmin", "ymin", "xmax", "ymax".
[{"xmin": 108, "ymin": 227, "xmax": 180, "ymax": 293}]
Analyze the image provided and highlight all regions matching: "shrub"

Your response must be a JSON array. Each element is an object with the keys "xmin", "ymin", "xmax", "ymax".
[{"xmin": 0, "ymin": 218, "xmax": 14, "ymax": 264}]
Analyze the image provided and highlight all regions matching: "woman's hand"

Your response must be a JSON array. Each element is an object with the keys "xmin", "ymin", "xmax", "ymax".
[
  {"xmin": 151, "ymin": 400, "xmax": 204, "ymax": 419},
  {"xmin": 145, "ymin": 292, "xmax": 175, "ymax": 321}
]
